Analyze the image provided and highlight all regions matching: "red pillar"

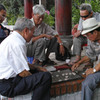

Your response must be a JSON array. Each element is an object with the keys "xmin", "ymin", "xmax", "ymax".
[
  {"xmin": 55, "ymin": 0, "xmax": 72, "ymax": 35},
  {"xmin": 24, "ymin": 0, "xmax": 33, "ymax": 19}
]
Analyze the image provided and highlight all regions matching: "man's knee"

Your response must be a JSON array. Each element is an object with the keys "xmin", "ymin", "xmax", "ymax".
[
  {"xmin": 44, "ymin": 72, "xmax": 51, "ymax": 82},
  {"xmin": 82, "ymin": 75, "xmax": 95, "ymax": 89}
]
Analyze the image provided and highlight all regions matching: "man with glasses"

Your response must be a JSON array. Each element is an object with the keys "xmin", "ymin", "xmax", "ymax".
[
  {"xmin": 0, "ymin": 4, "xmax": 10, "ymax": 43},
  {"xmin": 72, "ymin": 17, "xmax": 100, "ymax": 100},
  {"xmin": 27, "ymin": 4, "xmax": 65, "ymax": 66},
  {"xmin": 69, "ymin": 3, "xmax": 100, "ymax": 65}
]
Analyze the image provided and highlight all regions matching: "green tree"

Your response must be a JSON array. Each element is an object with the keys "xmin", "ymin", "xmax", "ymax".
[{"xmin": 0, "ymin": 0, "xmax": 24, "ymax": 25}]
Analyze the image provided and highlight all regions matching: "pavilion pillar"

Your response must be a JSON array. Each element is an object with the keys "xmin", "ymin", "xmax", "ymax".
[
  {"xmin": 55, "ymin": 0, "xmax": 72, "ymax": 35},
  {"xmin": 24, "ymin": 0, "xmax": 33, "ymax": 19}
]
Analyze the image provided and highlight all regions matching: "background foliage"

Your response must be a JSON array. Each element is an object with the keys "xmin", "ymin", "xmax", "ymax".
[
  {"xmin": 0, "ymin": 0, "xmax": 24, "ymax": 25},
  {"xmin": 0, "ymin": 0, "xmax": 100, "ymax": 27}
]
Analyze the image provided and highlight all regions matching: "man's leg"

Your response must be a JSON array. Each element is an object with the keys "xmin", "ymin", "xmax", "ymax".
[
  {"xmin": 82, "ymin": 72, "xmax": 100, "ymax": 100},
  {"xmin": 27, "ymin": 38, "xmax": 46, "ymax": 64},
  {"xmin": 0, "ymin": 72, "xmax": 52, "ymax": 100},
  {"xmin": 44, "ymin": 37, "xmax": 58, "ymax": 65},
  {"xmin": 72, "ymin": 36, "xmax": 87, "ymax": 62},
  {"xmin": 46, "ymin": 37, "xmax": 58, "ymax": 56}
]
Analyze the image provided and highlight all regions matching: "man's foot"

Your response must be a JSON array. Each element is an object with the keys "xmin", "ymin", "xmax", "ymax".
[{"xmin": 68, "ymin": 56, "xmax": 81, "ymax": 66}]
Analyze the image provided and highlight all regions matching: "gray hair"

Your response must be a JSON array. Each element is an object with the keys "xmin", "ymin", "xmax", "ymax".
[
  {"xmin": 80, "ymin": 3, "xmax": 92, "ymax": 14},
  {"xmin": 13, "ymin": 17, "xmax": 35, "ymax": 31},
  {"xmin": 32, "ymin": 4, "xmax": 45, "ymax": 15}
]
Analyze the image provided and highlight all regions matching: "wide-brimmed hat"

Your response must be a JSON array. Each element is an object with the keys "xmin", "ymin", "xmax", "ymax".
[{"xmin": 81, "ymin": 18, "xmax": 100, "ymax": 35}]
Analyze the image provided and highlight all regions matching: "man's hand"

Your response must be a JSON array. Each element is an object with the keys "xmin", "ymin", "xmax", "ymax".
[
  {"xmin": 19, "ymin": 70, "xmax": 32, "ymax": 77},
  {"xmin": 43, "ymin": 34, "xmax": 53, "ymax": 40},
  {"xmin": 85, "ymin": 68, "xmax": 94, "ymax": 76},
  {"xmin": 32, "ymin": 34, "xmax": 53, "ymax": 42},
  {"xmin": 71, "ymin": 62, "xmax": 80, "ymax": 71},
  {"xmin": 37, "ymin": 66, "xmax": 47, "ymax": 72},
  {"xmin": 73, "ymin": 30, "xmax": 81, "ymax": 38},
  {"xmin": 59, "ymin": 45, "xmax": 65, "ymax": 56}
]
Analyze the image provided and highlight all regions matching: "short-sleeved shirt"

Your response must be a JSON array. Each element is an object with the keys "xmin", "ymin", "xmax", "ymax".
[
  {"xmin": 0, "ymin": 31, "xmax": 29, "ymax": 79},
  {"xmin": 31, "ymin": 18, "xmax": 58, "ymax": 37},
  {"xmin": 78, "ymin": 12, "xmax": 100, "ymax": 31},
  {"xmin": 86, "ymin": 39, "xmax": 100, "ymax": 61}
]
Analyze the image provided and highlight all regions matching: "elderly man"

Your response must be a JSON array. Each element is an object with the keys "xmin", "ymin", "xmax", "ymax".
[
  {"xmin": 72, "ymin": 18, "xmax": 100, "ymax": 100},
  {"xmin": 0, "ymin": 4, "xmax": 10, "ymax": 43},
  {"xmin": 27, "ymin": 4, "xmax": 65, "ymax": 66},
  {"xmin": 69, "ymin": 3, "xmax": 100, "ymax": 65},
  {"xmin": 0, "ymin": 18, "xmax": 51, "ymax": 100}
]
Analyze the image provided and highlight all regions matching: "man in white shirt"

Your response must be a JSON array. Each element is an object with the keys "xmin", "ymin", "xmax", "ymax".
[{"xmin": 0, "ymin": 17, "xmax": 52, "ymax": 100}]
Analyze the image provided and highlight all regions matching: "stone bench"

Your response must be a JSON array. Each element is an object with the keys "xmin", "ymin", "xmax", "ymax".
[{"xmin": 1, "ymin": 87, "xmax": 100, "ymax": 100}]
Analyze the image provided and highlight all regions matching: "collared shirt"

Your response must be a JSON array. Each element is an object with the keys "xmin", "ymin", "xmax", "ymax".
[
  {"xmin": 0, "ymin": 31, "xmax": 29, "ymax": 79},
  {"xmin": 86, "ymin": 39, "xmax": 100, "ymax": 61},
  {"xmin": 31, "ymin": 18, "xmax": 58, "ymax": 37},
  {"xmin": 78, "ymin": 12, "xmax": 100, "ymax": 31}
]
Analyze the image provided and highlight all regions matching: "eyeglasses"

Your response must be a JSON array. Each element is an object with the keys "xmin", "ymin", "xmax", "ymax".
[{"xmin": 80, "ymin": 14, "xmax": 90, "ymax": 18}]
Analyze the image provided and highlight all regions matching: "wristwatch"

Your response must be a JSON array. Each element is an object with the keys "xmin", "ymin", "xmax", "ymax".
[
  {"xmin": 59, "ymin": 43, "xmax": 63, "ymax": 45},
  {"xmin": 93, "ymin": 68, "xmax": 96, "ymax": 73}
]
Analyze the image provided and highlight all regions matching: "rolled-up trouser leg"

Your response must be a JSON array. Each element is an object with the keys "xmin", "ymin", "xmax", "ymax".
[
  {"xmin": 27, "ymin": 38, "xmax": 46, "ymax": 62},
  {"xmin": 73, "ymin": 36, "xmax": 87, "ymax": 56},
  {"xmin": 82, "ymin": 72, "xmax": 100, "ymax": 100}
]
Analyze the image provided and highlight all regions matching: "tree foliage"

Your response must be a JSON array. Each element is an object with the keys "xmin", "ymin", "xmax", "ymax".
[
  {"xmin": 0, "ymin": 0, "xmax": 100, "ymax": 26},
  {"xmin": 0, "ymin": 0, "xmax": 24, "ymax": 25}
]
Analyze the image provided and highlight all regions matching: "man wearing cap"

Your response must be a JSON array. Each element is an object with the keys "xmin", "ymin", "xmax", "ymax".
[
  {"xmin": 72, "ymin": 18, "xmax": 100, "ymax": 100},
  {"xmin": 27, "ymin": 4, "xmax": 65, "ymax": 66},
  {"xmin": 69, "ymin": 3, "xmax": 100, "ymax": 65}
]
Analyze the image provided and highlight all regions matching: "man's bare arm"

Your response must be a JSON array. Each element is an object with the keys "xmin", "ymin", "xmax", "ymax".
[
  {"xmin": 71, "ymin": 56, "xmax": 90, "ymax": 71},
  {"xmin": 32, "ymin": 34, "xmax": 52, "ymax": 42},
  {"xmin": 55, "ymin": 35, "xmax": 65, "ymax": 56},
  {"xmin": 28, "ymin": 63, "xmax": 47, "ymax": 72}
]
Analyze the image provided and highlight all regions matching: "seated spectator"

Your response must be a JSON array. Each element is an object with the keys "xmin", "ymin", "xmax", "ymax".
[{"xmin": 27, "ymin": 4, "xmax": 65, "ymax": 66}]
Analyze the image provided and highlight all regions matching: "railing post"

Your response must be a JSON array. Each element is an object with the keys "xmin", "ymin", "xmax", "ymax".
[{"xmin": 24, "ymin": 0, "xmax": 33, "ymax": 19}]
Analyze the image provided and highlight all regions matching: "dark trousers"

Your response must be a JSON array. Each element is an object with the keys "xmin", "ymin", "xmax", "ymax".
[
  {"xmin": 0, "ymin": 72, "xmax": 52, "ymax": 100},
  {"xmin": 46, "ymin": 37, "xmax": 58, "ymax": 57}
]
